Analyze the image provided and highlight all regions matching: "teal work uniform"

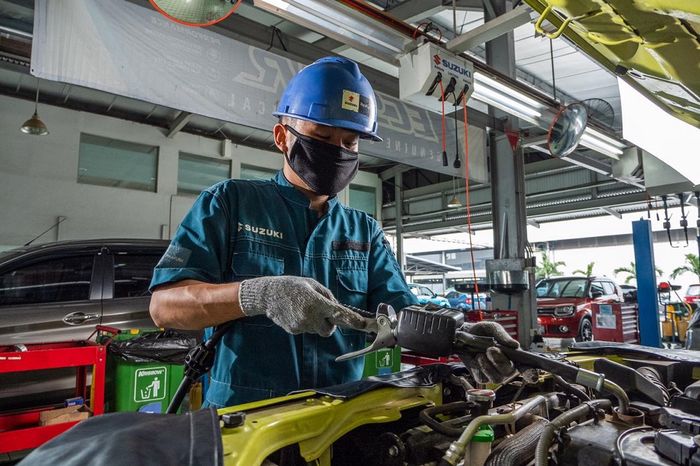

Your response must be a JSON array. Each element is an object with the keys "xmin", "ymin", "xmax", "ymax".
[{"xmin": 149, "ymin": 171, "xmax": 417, "ymax": 407}]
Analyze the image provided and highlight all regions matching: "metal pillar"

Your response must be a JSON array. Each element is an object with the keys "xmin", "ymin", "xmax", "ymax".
[
  {"xmin": 632, "ymin": 220, "xmax": 662, "ymax": 347},
  {"xmin": 395, "ymin": 172, "xmax": 404, "ymax": 271},
  {"xmin": 485, "ymin": 0, "xmax": 536, "ymax": 348}
]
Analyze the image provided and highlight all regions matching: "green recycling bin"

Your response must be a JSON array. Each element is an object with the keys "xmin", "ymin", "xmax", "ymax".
[
  {"xmin": 362, "ymin": 346, "xmax": 402, "ymax": 377},
  {"xmin": 100, "ymin": 329, "xmax": 195, "ymax": 414}
]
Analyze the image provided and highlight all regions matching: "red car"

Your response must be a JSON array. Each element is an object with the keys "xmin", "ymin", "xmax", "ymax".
[
  {"xmin": 536, "ymin": 276, "xmax": 624, "ymax": 341},
  {"xmin": 686, "ymin": 284, "xmax": 700, "ymax": 309}
]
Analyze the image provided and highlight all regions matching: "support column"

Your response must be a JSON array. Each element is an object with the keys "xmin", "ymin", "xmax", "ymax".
[
  {"xmin": 484, "ymin": 0, "xmax": 536, "ymax": 348},
  {"xmin": 395, "ymin": 172, "xmax": 404, "ymax": 271},
  {"xmin": 633, "ymin": 220, "xmax": 662, "ymax": 347}
]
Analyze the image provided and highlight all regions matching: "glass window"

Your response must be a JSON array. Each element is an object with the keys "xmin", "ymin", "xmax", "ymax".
[
  {"xmin": 420, "ymin": 287, "xmax": 433, "ymax": 296},
  {"xmin": 688, "ymin": 285, "xmax": 700, "ymax": 297},
  {"xmin": 537, "ymin": 278, "xmax": 588, "ymax": 298},
  {"xmin": 113, "ymin": 254, "xmax": 162, "ymax": 299},
  {"xmin": 349, "ymin": 185, "xmax": 377, "ymax": 217},
  {"xmin": 0, "ymin": 256, "xmax": 94, "ymax": 306},
  {"xmin": 590, "ymin": 281, "xmax": 605, "ymax": 296},
  {"xmin": 178, "ymin": 153, "xmax": 231, "ymax": 195},
  {"xmin": 602, "ymin": 281, "xmax": 616, "ymax": 295},
  {"xmin": 240, "ymin": 165, "xmax": 277, "ymax": 181},
  {"xmin": 78, "ymin": 134, "xmax": 158, "ymax": 192}
]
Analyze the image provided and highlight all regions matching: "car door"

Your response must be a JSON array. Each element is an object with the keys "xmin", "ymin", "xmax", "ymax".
[
  {"xmin": 99, "ymin": 247, "xmax": 162, "ymax": 330},
  {"xmin": 0, "ymin": 251, "xmax": 102, "ymax": 345}
]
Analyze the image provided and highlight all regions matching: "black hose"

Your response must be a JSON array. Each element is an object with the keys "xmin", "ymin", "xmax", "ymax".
[
  {"xmin": 419, "ymin": 401, "xmax": 475, "ymax": 437},
  {"xmin": 637, "ymin": 367, "xmax": 670, "ymax": 405},
  {"xmin": 485, "ymin": 416, "xmax": 548, "ymax": 466},
  {"xmin": 552, "ymin": 374, "xmax": 591, "ymax": 402},
  {"xmin": 534, "ymin": 399, "xmax": 612, "ymax": 466}
]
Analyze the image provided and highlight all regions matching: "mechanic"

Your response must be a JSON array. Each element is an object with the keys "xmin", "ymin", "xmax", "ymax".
[{"xmin": 149, "ymin": 56, "xmax": 516, "ymax": 408}]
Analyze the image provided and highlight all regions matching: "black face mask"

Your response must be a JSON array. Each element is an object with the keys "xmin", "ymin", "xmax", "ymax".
[{"xmin": 284, "ymin": 125, "xmax": 359, "ymax": 196}]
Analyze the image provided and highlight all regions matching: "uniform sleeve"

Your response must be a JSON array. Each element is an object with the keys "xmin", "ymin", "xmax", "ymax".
[
  {"xmin": 149, "ymin": 190, "xmax": 231, "ymax": 291},
  {"xmin": 366, "ymin": 221, "xmax": 419, "ymax": 312}
]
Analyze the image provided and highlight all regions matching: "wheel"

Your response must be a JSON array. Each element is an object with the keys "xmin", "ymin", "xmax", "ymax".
[{"xmin": 576, "ymin": 317, "xmax": 593, "ymax": 342}]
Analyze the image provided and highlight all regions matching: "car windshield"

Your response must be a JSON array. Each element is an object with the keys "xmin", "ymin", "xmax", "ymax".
[{"xmin": 537, "ymin": 278, "xmax": 588, "ymax": 298}]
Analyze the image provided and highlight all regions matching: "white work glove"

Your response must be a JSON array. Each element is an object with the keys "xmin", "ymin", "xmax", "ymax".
[
  {"xmin": 456, "ymin": 321, "xmax": 520, "ymax": 384},
  {"xmin": 238, "ymin": 276, "xmax": 373, "ymax": 337}
]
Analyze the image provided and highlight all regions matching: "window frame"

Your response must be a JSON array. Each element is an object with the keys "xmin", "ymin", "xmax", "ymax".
[
  {"xmin": 0, "ymin": 253, "xmax": 101, "ymax": 307},
  {"xmin": 177, "ymin": 152, "xmax": 232, "ymax": 196},
  {"xmin": 77, "ymin": 133, "xmax": 159, "ymax": 192}
]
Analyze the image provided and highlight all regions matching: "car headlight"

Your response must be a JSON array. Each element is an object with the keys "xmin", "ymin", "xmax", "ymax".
[{"xmin": 554, "ymin": 305, "xmax": 575, "ymax": 317}]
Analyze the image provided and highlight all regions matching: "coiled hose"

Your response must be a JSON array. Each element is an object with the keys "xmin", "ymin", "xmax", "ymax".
[
  {"xmin": 484, "ymin": 416, "xmax": 548, "ymax": 466},
  {"xmin": 637, "ymin": 366, "xmax": 670, "ymax": 405},
  {"xmin": 534, "ymin": 399, "xmax": 613, "ymax": 466}
]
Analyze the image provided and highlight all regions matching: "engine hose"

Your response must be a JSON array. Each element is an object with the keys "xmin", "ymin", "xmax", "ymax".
[
  {"xmin": 534, "ymin": 399, "xmax": 613, "ymax": 466},
  {"xmin": 602, "ymin": 379, "xmax": 631, "ymax": 415},
  {"xmin": 552, "ymin": 374, "xmax": 590, "ymax": 402},
  {"xmin": 637, "ymin": 366, "xmax": 670, "ymax": 405},
  {"xmin": 440, "ymin": 395, "xmax": 547, "ymax": 466},
  {"xmin": 419, "ymin": 401, "xmax": 475, "ymax": 437},
  {"xmin": 485, "ymin": 416, "xmax": 548, "ymax": 466}
]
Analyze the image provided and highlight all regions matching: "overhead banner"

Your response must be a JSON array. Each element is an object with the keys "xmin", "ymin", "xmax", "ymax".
[{"xmin": 32, "ymin": 0, "xmax": 487, "ymax": 182}]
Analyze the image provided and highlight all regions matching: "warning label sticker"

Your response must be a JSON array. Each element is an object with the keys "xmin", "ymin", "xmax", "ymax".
[{"xmin": 134, "ymin": 366, "xmax": 167, "ymax": 403}]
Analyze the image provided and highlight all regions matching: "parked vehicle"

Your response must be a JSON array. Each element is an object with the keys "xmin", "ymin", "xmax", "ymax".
[
  {"xmin": 0, "ymin": 239, "xmax": 168, "ymax": 346},
  {"xmin": 685, "ymin": 284, "xmax": 700, "ymax": 309},
  {"xmin": 408, "ymin": 284, "xmax": 449, "ymax": 308},
  {"xmin": 0, "ymin": 239, "xmax": 167, "ymax": 410},
  {"xmin": 445, "ymin": 290, "xmax": 488, "ymax": 310},
  {"xmin": 536, "ymin": 276, "xmax": 624, "ymax": 342},
  {"xmin": 619, "ymin": 284, "xmax": 638, "ymax": 303}
]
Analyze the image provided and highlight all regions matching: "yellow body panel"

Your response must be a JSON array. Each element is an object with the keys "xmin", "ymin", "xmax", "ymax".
[
  {"xmin": 525, "ymin": 0, "xmax": 700, "ymax": 127},
  {"xmin": 219, "ymin": 385, "xmax": 442, "ymax": 466}
]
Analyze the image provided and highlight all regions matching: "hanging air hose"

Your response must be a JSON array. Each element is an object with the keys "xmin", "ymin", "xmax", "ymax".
[
  {"xmin": 439, "ymin": 79, "xmax": 448, "ymax": 167},
  {"xmin": 453, "ymin": 100, "xmax": 461, "ymax": 169},
  {"xmin": 463, "ymin": 92, "xmax": 479, "ymax": 295}
]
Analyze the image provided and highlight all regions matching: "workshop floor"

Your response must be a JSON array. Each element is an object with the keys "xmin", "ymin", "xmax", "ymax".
[{"xmin": 153, "ymin": 0, "xmax": 234, "ymax": 24}]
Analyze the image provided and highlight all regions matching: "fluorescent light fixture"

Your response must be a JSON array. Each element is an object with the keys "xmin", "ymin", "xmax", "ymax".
[
  {"xmin": 618, "ymin": 78, "xmax": 700, "ymax": 185},
  {"xmin": 579, "ymin": 131, "xmax": 624, "ymax": 158},
  {"xmin": 261, "ymin": 0, "xmax": 289, "ymax": 9},
  {"xmin": 254, "ymin": 0, "xmax": 409, "ymax": 62},
  {"xmin": 474, "ymin": 72, "xmax": 545, "ymax": 110},
  {"xmin": 585, "ymin": 127, "xmax": 626, "ymax": 150},
  {"xmin": 472, "ymin": 85, "xmax": 542, "ymax": 121}
]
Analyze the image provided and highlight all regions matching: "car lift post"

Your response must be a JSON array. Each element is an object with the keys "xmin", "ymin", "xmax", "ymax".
[{"xmin": 632, "ymin": 219, "xmax": 662, "ymax": 347}]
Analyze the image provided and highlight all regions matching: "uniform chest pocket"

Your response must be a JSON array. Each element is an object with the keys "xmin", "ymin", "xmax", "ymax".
[
  {"xmin": 232, "ymin": 252, "xmax": 284, "ymax": 280},
  {"xmin": 334, "ymin": 267, "xmax": 368, "ymax": 312}
]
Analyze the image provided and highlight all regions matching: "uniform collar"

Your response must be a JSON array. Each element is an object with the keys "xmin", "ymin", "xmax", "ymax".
[{"xmin": 273, "ymin": 170, "xmax": 339, "ymax": 211}]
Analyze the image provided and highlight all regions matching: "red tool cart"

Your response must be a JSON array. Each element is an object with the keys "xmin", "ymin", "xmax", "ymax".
[
  {"xmin": 591, "ymin": 303, "xmax": 639, "ymax": 343},
  {"xmin": 0, "ymin": 341, "xmax": 106, "ymax": 454}
]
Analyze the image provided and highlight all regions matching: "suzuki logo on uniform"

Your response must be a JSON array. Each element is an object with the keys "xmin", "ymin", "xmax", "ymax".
[{"xmin": 238, "ymin": 223, "xmax": 284, "ymax": 239}]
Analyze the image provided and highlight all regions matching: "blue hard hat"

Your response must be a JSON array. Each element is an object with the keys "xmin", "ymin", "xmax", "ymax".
[{"xmin": 273, "ymin": 56, "xmax": 381, "ymax": 141}]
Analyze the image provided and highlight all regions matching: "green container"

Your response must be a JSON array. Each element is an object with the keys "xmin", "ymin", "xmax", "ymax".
[
  {"xmin": 362, "ymin": 346, "xmax": 402, "ymax": 377},
  {"xmin": 102, "ymin": 330, "xmax": 186, "ymax": 414}
]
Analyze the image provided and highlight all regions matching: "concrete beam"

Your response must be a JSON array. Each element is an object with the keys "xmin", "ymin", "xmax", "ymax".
[
  {"xmin": 379, "ymin": 164, "xmax": 413, "ymax": 181},
  {"xmin": 166, "ymin": 111, "xmax": 193, "ymax": 138},
  {"xmin": 446, "ymin": 4, "xmax": 532, "ymax": 53}
]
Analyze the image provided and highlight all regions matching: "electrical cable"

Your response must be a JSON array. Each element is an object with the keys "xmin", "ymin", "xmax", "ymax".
[
  {"xmin": 462, "ymin": 94, "xmax": 479, "ymax": 294},
  {"xmin": 439, "ymin": 79, "xmax": 448, "ymax": 167},
  {"xmin": 453, "ymin": 100, "xmax": 461, "ymax": 168}
]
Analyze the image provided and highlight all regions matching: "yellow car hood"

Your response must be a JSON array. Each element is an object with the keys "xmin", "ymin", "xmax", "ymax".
[{"xmin": 525, "ymin": 0, "xmax": 700, "ymax": 128}]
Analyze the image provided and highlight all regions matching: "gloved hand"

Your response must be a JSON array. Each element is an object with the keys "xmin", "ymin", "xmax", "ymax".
[
  {"xmin": 456, "ymin": 321, "xmax": 519, "ymax": 385},
  {"xmin": 238, "ymin": 276, "xmax": 373, "ymax": 337}
]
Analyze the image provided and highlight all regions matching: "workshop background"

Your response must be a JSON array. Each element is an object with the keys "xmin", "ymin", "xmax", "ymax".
[{"xmin": 0, "ymin": 0, "xmax": 699, "ymax": 464}]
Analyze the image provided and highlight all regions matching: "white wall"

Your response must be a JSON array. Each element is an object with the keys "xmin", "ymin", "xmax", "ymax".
[{"xmin": 0, "ymin": 95, "xmax": 381, "ymax": 250}]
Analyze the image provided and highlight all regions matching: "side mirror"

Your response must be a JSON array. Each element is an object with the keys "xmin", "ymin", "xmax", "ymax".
[{"xmin": 591, "ymin": 290, "xmax": 604, "ymax": 298}]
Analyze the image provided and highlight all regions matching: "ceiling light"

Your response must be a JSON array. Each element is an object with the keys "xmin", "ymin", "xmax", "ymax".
[
  {"xmin": 448, "ymin": 195, "xmax": 462, "ymax": 208},
  {"xmin": 474, "ymin": 72, "xmax": 545, "ymax": 110},
  {"xmin": 580, "ymin": 131, "xmax": 623, "ymax": 158},
  {"xmin": 20, "ymin": 86, "xmax": 49, "ymax": 136},
  {"xmin": 472, "ymin": 85, "xmax": 542, "ymax": 121}
]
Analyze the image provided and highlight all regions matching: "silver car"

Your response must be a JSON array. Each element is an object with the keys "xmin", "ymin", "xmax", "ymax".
[{"xmin": 0, "ymin": 239, "xmax": 168, "ymax": 410}]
